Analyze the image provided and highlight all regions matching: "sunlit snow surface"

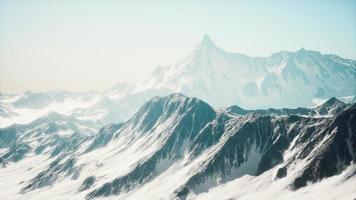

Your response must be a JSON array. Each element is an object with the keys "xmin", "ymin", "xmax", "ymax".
[{"xmin": 190, "ymin": 164, "xmax": 356, "ymax": 200}]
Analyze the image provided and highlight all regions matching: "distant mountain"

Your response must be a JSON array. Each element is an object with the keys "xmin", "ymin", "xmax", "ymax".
[
  {"xmin": 1, "ymin": 35, "xmax": 355, "ymax": 128},
  {"xmin": 0, "ymin": 89, "xmax": 133, "ymax": 128},
  {"xmin": 1, "ymin": 94, "xmax": 354, "ymax": 199},
  {"xmin": 131, "ymin": 35, "xmax": 356, "ymax": 109}
]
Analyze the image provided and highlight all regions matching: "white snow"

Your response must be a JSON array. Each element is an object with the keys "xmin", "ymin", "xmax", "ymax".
[{"xmin": 191, "ymin": 164, "xmax": 356, "ymax": 200}]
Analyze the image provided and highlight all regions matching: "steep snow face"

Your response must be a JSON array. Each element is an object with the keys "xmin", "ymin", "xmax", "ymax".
[
  {"xmin": 133, "ymin": 35, "xmax": 356, "ymax": 109},
  {"xmin": 1, "ymin": 94, "xmax": 355, "ymax": 200}
]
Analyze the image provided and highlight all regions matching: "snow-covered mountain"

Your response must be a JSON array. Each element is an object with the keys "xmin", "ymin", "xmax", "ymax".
[
  {"xmin": 1, "ymin": 35, "xmax": 355, "ymax": 128},
  {"xmin": 1, "ymin": 94, "xmax": 355, "ymax": 200},
  {"xmin": 133, "ymin": 35, "xmax": 356, "ymax": 108}
]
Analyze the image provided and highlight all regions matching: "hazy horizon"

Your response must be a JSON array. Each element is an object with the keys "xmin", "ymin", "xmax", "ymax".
[{"xmin": 1, "ymin": 0, "xmax": 356, "ymax": 93}]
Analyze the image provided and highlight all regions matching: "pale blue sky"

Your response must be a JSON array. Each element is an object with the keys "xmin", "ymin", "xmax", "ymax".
[{"xmin": 1, "ymin": 0, "xmax": 355, "ymax": 93}]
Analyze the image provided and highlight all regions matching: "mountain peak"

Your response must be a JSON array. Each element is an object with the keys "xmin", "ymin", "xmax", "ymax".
[
  {"xmin": 196, "ymin": 34, "xmax": 216, "ymax": 50},
  {"xmin": 315, "ymin": 97, "xmax": 347, "ymax": 115},
  {"xmin": 322, "ymin": 97, "xmax": 344, "ymax": 107},
  {"xmin": 298, "ymin": 47, "xmax": 306, "ymax": 52},
  {"xmin": 129, "ymin": 93, "xmax": 215, "ymax": 132},
  {"xmin": 201, "ymin": 34, "xmax": 214, "ymax": 44}
]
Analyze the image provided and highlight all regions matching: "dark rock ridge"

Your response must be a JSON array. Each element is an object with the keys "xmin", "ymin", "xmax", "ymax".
[{"xmin": 226, "ymin": 97, "xmax": 349, "ymax": 116}]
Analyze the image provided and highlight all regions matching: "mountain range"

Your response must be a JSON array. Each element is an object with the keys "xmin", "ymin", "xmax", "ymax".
[
  {"xmin": 1, "ymin": 35, "xmax": 356, "ymax": 127},
  {"xmin": 0, "ymin": 35, "xmax": 356, "ymax": 200},
  {"xmin": 0, "ymin": 93, "xmax": 355, "ymax": 199}
]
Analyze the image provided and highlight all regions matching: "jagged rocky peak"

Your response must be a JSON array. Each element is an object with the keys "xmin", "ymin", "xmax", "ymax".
[
  {"xmin": 316, "ymin": 97, "xmax": 348, "ymax": 115},
  {"xmin": 321, "ymin": 97, "xmax": 345, "ymax": 107}
]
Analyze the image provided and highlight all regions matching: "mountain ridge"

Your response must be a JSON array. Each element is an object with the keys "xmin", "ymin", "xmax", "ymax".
[{"xmin": 227, "ymin": 96, "xmax": 350, "ymax": 116}]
